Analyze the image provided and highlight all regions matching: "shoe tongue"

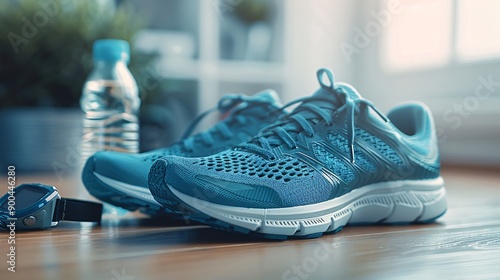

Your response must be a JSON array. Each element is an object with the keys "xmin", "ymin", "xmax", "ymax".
[
  {"xmin": 253, "ymin": 89, "xmax": 282, "ymax": 107},
  {"xmin": 336, "ymin": 82, "xmax": 362, "ymax": 100},
  {"xmin": 302, "ymin": 81, "xmax": 363, "ymax": 114},
  {"xmin": 272, "ymin": 76, "xmax": 365, "ymax": 137},
  {"xmin": 311, "ymin": 87, "xmax": 339, "ymax": 108}
]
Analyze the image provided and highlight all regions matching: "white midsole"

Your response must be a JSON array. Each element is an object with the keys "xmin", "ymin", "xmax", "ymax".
[
  {"xmin": 169, "ymin": 177, "xmax": 447, "ymax": 236},
  {"xmin": 95, "ymin": 173, "xmax": 161, "ymax": 206}
]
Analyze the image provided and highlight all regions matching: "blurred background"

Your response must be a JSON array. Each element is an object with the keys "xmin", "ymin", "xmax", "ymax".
[{"xmin": 1, "ymin": 0, "xmax": 499, "ymax": 174}]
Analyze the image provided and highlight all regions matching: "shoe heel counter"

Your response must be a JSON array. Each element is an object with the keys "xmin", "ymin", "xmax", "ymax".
[
  {"xmin": 389, "ymin": 102, "xmax": 441, "ymax": 179},
  {"xmin": 411, "ymin": 104, "xmax": 441, "ymax": 179}
]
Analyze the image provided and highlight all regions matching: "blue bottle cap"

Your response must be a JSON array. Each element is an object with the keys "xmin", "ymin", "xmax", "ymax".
[{"xmin": 93, "ymin": 39, "xmax": 130, "ymax": 63}]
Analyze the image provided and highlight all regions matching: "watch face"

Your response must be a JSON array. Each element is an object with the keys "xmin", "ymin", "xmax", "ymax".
[{"xmin": 1, "ymin": 185, "xmax": 48, "ymax": 210}]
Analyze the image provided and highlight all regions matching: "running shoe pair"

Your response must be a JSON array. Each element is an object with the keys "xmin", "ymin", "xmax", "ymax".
[{"xmin": 83, "ymin": 68, "xmax": 447, "ymax": 239}]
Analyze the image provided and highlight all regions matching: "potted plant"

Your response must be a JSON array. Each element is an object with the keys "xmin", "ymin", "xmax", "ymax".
[{"xmin": 0, "ymin": 0, "xmax": 160, "ymax": 172}]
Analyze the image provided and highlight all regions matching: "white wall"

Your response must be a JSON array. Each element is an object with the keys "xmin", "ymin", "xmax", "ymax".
[{"xmin": 282, "ymin": 0, "xmax": 357, "ymax": 102}]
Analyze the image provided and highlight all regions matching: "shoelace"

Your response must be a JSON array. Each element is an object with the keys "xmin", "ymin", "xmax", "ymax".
[
  {"xmin": 238, "ymin": 68, "xmax": 387, "ymax": 162},
  {"xmin": 180, "ymin": 93, "xmax": 281, "ymax": 152}
]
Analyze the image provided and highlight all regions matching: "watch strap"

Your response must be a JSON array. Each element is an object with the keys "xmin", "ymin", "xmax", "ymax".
[{"xmin": 53, "ymin": 198, "xmax": 103, "ymax": 223}]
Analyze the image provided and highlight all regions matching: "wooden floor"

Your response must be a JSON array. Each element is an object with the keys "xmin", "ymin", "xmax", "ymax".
[{"xmin": 1, "ymin": 166, "xmax": 500, "ymax": 280}]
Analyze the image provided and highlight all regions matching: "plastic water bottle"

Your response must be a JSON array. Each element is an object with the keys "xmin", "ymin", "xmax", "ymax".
[
  {"xmin": 80, "ymin": 39, "xmax": 140, "ymax": 216},
  {"xmin": 81, "ymin": 39, "xmax": 140, "ymax": 157}
]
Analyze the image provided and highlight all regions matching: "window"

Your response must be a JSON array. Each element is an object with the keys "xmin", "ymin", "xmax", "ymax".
[
  {"xmin": 456, "ymin": 0, "xmax": 500, "ymax": 62},
  {"xmin": 381, "ymin": 0, "xmax": 500, "ymax": 71}
]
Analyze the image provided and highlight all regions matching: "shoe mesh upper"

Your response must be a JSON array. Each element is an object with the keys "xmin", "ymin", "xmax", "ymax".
[
  {"xmin": 326, "ymin": 132, "xmax": 376, "ymax": 172},
  {"xmin": 143, "ymin": 144, "xmax": 189, "ymax": 163},
  {"xmin": 193, "ymin": 152, "xmax": 315, "ymax": 182},
  {"xmin": 356, "ymin": 128, "xmax": 403, "ymax": 166},
  {"xmin": 312, "ymin": 143, "xmax": 355, "ymax": 183}
]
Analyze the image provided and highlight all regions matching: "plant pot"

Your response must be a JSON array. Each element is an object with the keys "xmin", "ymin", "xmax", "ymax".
[{"xmin": 0, "ymin": 108, "xmax": 83, "ymax": 175}]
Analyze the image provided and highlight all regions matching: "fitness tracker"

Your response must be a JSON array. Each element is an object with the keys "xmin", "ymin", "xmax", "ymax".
[{"xmin": 0, "ymin": 183, "xmax": 103, "ymax": 231}]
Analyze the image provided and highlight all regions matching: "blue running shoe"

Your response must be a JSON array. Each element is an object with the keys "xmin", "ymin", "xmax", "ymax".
[
  {"xmin": 150, "ymin": 68, "xmax": 447, "ymax": 239},
  {"xmin": 82, "ymin": 90, "xmax": 283, "ymax": 216}
]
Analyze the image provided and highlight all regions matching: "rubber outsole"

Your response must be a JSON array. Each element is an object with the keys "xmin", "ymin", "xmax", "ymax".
[
  {"xmin": 150, "ymin": 158, "xmax": 447, "ymax": 240},
  {"xmin": 82, "ymin": 156, "xmax": 177, "ymax": 218}
]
